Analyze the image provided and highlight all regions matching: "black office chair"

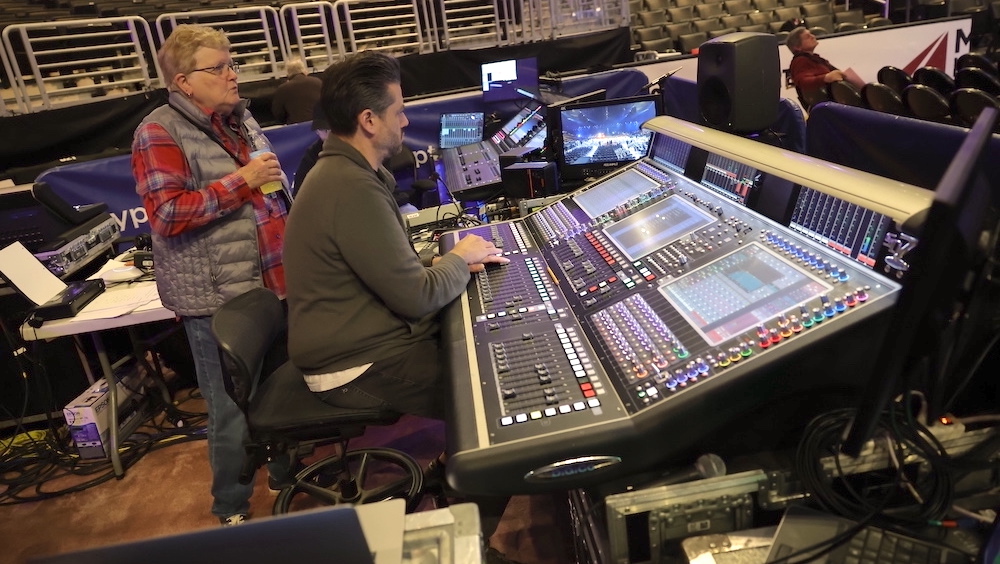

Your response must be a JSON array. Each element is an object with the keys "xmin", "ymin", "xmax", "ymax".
[
  {"xmin": 384, "ymin": 145, "xmax": 439, "ymax": 209},
  {"xmin": 211, "ymin": 287, "xmax": 424, "ymax": 514}
]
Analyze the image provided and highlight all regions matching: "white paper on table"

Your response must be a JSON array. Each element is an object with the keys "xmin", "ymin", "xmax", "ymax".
[{"xmin": 0, "ymin": 241, "xmax": 67, "ymax": 306}]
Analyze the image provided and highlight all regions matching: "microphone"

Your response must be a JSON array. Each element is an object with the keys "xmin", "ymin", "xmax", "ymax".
[
  {"xmin": 641, "ymin": 453, "xmax": 726, "ymax": 489},
  {"xmin": 632, "ymin": 66, "xmax": 683, "ymax": 96}
]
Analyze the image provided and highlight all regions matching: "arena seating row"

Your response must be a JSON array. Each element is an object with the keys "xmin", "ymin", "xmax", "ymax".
[
  {"xmin": 1, "ymin": 0, "xmax": 625, "ymax": 116},
  {"xmin": 820, "ymin": 54, "xmax": 1000, "ymax": 129},
  {"xmin": 629, "ymin": 0, "xmax": 894, "ymax": 54}
]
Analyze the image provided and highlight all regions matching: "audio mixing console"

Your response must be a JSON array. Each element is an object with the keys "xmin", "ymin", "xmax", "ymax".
[{"xmin": 439, "ymin": 117, "xmax": 933, "ymax": 496}]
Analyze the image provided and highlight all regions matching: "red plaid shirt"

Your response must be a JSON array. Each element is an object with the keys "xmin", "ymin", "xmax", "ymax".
[{"xmin": 132, "ymin": 111, "xmax": 287, "ymax": 298}]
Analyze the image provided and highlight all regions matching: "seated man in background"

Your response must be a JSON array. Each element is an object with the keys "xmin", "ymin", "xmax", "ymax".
[
  {"xmin": 271, "ymin": 57, "xmax": 322, "ymax": 125},
  {"xmin": 786, "ymin": 27, "xmax": 845, "ymax": 109}
]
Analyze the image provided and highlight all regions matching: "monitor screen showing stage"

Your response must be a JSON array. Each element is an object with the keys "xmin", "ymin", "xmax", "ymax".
[{"xmin": 556, "ymin": 95, "xmax": 661, "ymax": 181}]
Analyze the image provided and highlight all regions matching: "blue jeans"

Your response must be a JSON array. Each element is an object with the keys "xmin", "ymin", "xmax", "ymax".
[{"xmin": 184, "ymin": 316, "xmax": 289, "ymax": 518}]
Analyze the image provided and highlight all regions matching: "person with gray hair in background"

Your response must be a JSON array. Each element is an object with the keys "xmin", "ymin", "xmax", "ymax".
[
  {"xmin": 271, "ymin": 57, "xmax": 322, "ymax": 125},
  {"xmin": 131, "ymin": 23, "xmax": 292, "ymax": 527},
  {"xmin": 786, "ymin": 26, "xmax": 846, "ymax": 110}
]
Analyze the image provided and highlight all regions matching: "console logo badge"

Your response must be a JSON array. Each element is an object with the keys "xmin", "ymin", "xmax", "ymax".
[{"xmin": 524, "ymin": 455, "xmax": 622, "ymax": 482}]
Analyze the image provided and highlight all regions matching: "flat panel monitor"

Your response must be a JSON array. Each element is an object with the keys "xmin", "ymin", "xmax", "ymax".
[
  {"xmin": 554, "ymin": 94, "xmax": 663, "ymax": 182},
  {"xmin": 439, "ymin": 112, "xmax": 485, "ymax": 149},
  {"xmin": 481, "ymin": 57, "xmax": 539, "ymax": 103},
  {"xmin": 841, "ymin": 107, "xmax": 999, "ymax": 457}
]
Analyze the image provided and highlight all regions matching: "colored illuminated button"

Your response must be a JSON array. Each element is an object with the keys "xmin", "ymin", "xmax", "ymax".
[{"xmin": 500, "ymin": 416, "xmax": 513, "ymax": 426}]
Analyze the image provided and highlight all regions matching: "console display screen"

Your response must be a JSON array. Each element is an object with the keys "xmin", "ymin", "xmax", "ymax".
[{"xmin": 660, "ymin": 243, "xmax": 833, "ymax": 346}]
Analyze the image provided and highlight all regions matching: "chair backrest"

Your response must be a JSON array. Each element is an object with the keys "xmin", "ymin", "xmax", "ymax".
[
  {"xmin": 748, "ymin": 10, "xmax": 774, "ymax": 24},
  {"xmin": 739, "ymin": 23, "xmax": 769, "ymax": 32},
  {"xmin": 798, "ymin": 83, "xmax": 830, "ymax": 110},
  {"xmin": 801, "ymin": 1, "xmax": 832, "ymax": 16},
  {"xmin": 804, "ymin": 14, "xmax": 834, "ymax": 32},
  {"xmin": 877, "ymin": 65, "xmax": 913, "ymax": 96},
  {"xmin": 955, "ymin": 66, "xmax": 1000, "ymax": 96},
  {"xmin": 641, "ymin": 36, "xmax": 676, "ymax": 52},
  {"xmin": 694, "ymin": 17, "xmax": 724, "ymax": 32},
  {"xmin": 212, "ymin": 287, "xmax": 287, "ymax": 412},
  {"xmin": 678, "ymin": 30, "xmax": 708, "ymax": 53},
  {"xmin": 696, "ymin": 2, "xmax": 726, "ymax": 18},
  {"xmin": 914, "ymin": 66, "xmax": 956, "ymax": 96},
  {"xmin": 665, "ymin": 20, "xmax": 695, "ymax": 40},
  {"xmin": 862, "ymin": 82, "xmax": 907, "ymax": 115},
  {"xmin": 722, "ymin": 13, "xmax": 751, "ymax": 27},
  {"xmin": 636, "ymin": 25, "xmax": 667, "ymax": 41},
  {"xmin": 668, "ymin": 5, "xmax": 697, "ymax": 20},
  {"xmin": 957, "ymin": 52, "xmax": 1000, "ymax": 76},
  {"xmin": 836, "ymin": 21, "xmax": 864, "ymax": 31},
  {"xmin": 903, "ymin": 83, "xmax": 952, "ymax": 122},
  {"xmin": 645, "ymin": 0, "xmax": 671, "ymax": 10},
  {"xmin": 754, "ymin": 0, "xmax": 780, "ymax": 10},
  {"xmin": 639, "ymin": 9, "xmax": 668, "ymax": 26},
  {"xmin": 724, "ymin": 0, "xmax": 754, "ymax": 13},
  {"xmin": 827, "ymin": 80, "xmax": 863, "ymax": 106},
  {"xmin": 775, "ymin": 6, "xmax": 804, "ymax": 20},
  {"xmin": 834, "ymin": 8, "xmax": 866, "ymax": 23},
  {"xmin": 708, "ymin": 27, "xmax": 738, "ymax": 37},
  {"xmin": 950, "ymin": 87, "xmax": 1000, "ymax": 127}
]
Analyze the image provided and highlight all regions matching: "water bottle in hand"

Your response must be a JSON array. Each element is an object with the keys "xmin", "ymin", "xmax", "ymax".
[{"xmin": 247, "ymin": 128, "xmax": 283, "ymax": 194}]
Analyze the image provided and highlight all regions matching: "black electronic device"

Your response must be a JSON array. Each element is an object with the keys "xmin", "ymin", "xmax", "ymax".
[
  {"xmin": 697, "ymin": 32, "xmax": 780, "ymax": 133},
  {"xmin": 501, "ymin": 161, "xmax": 559, "ymax": 199},
  {"xmin": 439, "ymin": 112, "xmax": 485, "ymax": 149},
  {"xmin": 481, "ymin": 56, "xmax": 540, "ymax": 104},
  {"xmin": 841, "ymin": 107, "xmax": 1000, "ymax": 456},
  {"xmin": 31, "ymin": 181, "xmax": 108, "ymax": 225},
  {"xmin": 0, "ymin": 186, "xmax": 119, "ymax": 284},
  {"xmin": 441, "ymin": 104, "xmax": 547, "ymax": 201},
  {"xmin": 436, "ymin": 115, "xmax": 925, "ymax": 495},
  {"xmin": 552, "ymin": 94, "xmax": 663, "ymax": 182},
  {"xmin": 542, "ymin": 88, "xmax": 607, "ymax": 162},
  {"xmin": 30, "ymin": 278, "xmax": 105, "ymax": 323}
]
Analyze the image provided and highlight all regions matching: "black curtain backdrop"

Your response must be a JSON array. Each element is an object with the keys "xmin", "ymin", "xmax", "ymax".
[
  {"xmin": 0, "ymin": 30, "xmax": 630, "ymax": 180},
  {"xmin": 399, "ymin": 28, "xmax": 633, "ymax": 98}
]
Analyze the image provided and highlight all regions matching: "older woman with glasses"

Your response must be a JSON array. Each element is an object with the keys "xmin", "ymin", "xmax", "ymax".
[{"xmin": 131, "ymin": 24, "xmax": 291, "ymax": 526}]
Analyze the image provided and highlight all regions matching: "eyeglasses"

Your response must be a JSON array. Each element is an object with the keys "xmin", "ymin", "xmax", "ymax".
[{"xmin": 189, "ymin": 60, "xmax": 240, "ymax": 76}]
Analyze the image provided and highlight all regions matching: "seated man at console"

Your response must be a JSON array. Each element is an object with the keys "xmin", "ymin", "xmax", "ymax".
[{"xmin": 282, "ymin": 51, "xmax": 509, "ymax": 526}]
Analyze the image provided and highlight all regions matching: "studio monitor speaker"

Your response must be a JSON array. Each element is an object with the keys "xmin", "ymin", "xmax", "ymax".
[{"xmin": 697, "ymin": 32, "xmax": 780, "ymax": 132}]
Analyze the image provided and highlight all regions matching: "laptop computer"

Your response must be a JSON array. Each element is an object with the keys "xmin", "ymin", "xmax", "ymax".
[
  {"xmin": 765, "ymin": 505, "xmax": 974, "ymax": 563},
  {"xmin": 30, "ymin": 506, "xmax": 376, "ymax": 564}
]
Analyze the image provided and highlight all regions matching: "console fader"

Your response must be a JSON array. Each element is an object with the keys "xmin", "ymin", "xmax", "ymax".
[{"xmin": 440, "ymin": 155, "xmax": 904, "ymax": 496}]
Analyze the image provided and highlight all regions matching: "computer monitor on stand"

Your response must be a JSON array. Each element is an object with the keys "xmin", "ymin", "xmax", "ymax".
[{"xmin": 841, "ymin": 107, "xmax": 1000, "ymax": 457}]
